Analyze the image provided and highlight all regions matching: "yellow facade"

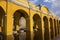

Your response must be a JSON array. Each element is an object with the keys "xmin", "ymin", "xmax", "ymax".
[{"xmin": 0, "ymin": 0, "xmax": 60, "ymax": 40}]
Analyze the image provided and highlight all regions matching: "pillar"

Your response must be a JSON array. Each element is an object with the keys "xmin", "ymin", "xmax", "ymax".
[
  {"xmin": 4, "ymin": 13, "xmax": 14, "ymax": 40},
  {"xmin": 30, "ymin": 14, "xmax": 34, "ymax": 40}
]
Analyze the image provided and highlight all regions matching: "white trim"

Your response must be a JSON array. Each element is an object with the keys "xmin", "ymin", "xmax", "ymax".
[
  {"xmin": 7, "ymin": 0, "xmax": 58, "ymax": 17},
  {"xmin": 8, "ymin": 0, "xmax": 43, "ymax": 12},
  {"xmin": 9, "ymin": 0, "xmax": 29, "ymax": 8}
]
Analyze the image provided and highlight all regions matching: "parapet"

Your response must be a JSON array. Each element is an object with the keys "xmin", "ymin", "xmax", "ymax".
[
  {"xmin": 41, "ymin": 5, "xmax": 50, "ymax": 14},
  {"xmin": 0, "ymin": 0, "xmax": 58, "ymax": 19}
]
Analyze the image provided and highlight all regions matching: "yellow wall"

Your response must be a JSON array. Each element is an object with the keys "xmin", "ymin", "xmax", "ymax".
[
  {"xmin": 0, "ymin": 0, "xmax": 60, "ymax": 40},
  {"xmin": 41, "ymin": 6, "xmax": 49, "ymax": 14}
]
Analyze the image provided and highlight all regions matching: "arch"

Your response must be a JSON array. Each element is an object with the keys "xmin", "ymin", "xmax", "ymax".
[
  {"xmin": 59, "ymin": 20, "xmax": 60, "ymax": 34},
  {"xmin": 43, "ymin": 16, "xmax": 49, "ymax": 40},
  {"xmin": 13, "ymin": 10, "xmax": 30, "ymax": 40},
  {"xmin": 57, "ymin": 20, "xmax": 59, "ymax": 35},
  {"xmin": 0, "ymin": 6, "xmax": 6, "ymax": 40},
  {"xmin": 49, "ymin": 18, "xmax": 54, "ymax": 39},
  {"xmin": 54, "ymin": 19, "xmax": 57, "ymax": 37},
  {"xmin": 33, "ymin": 14, "xmax": 42, "ymax": 40}
]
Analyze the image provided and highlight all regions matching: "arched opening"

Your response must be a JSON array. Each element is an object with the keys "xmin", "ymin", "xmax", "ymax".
[
  {"xmin": 54, "ymin": 19, "xmax": 57, "ymax": 37},
  {"xmin": 13, "ymin": 10, "xmax": 30, "ymax": 40},
  {"xmin": 57, "ymin": 20, "xmax": 59, "ymax": 35},
  {"xmin": 43, "ymin": 16, "xmax": 49, "ymax": 40},
  {"xmin": 49, "ymin": 18, "xmax": 54, "ymax": 40},
  {"xmin": 33, "ymin": 14, "xmax": 42, "ymax": 40},
  {"xmin": 0, "ymin": 6, "xmax": 6, "ymax": 40},
  {"xmin": 59, "ymin": 21, "xmax": 60, "ymax": 34}
]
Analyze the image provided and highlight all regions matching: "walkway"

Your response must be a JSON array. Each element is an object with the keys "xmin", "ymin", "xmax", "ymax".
[{"xmin": 53, "ymin": 35, "xmax": 60, "ymax": 40}]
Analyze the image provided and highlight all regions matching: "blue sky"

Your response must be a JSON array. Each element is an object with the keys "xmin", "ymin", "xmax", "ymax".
[{"xmin": 29, "ymin": 0, "xmax": 60, "ymax": 18}]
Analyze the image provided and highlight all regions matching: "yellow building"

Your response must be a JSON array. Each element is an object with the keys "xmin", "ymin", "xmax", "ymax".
[{"xmin": 0, "ymin": 0, "xmax": 60, "ymax": 40}]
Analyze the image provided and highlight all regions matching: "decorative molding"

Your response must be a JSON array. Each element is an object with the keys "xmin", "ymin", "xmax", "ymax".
[{"xmin": 5, "ymin": 0, "xmax": 57, "ymax": 17}]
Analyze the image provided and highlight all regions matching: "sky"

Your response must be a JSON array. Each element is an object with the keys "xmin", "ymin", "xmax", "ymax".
[{"xmin": 28, "ymin": 0, "xmax": 60, "ymax": 18}]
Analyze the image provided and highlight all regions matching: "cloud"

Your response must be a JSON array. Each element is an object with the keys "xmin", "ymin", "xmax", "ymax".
[
  {"xmin": 29, "ymin": 0, "xmax": 60, "ymax": 18},
  {"xmin": 44, "ymin": 0, "xmax": 60, "ymax": 18},
  {"xmin": 44, "ymin": 0, "xmax": 50, "ymax": 2},
  {"xmin": 44, "ymin": 0, "xmax": 55, "ymax": 3},
  {"xmin": 29, "ymin": 0, "xmax": 38, "ymax": 3}
]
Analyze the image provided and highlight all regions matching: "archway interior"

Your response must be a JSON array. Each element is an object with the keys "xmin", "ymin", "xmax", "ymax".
[
  {"xmin": 54, "ymin": 19, "xmax": 57, "ymax": 37},
  {"xmin": 59, "ymin": 21, "xmax": 60, "ymax": 34},
  {"xmin": 0, "ymin": 6, "xmax": 5, "ymax": 40},
  {"xmin": 13, "ymin": 10, "xmax": 30, "ymax": 40},
  {"xmin": 57, "ymin": 20, "xmax": 59, "ymax": 35},
  {"xmin": 50, "ymin": 18, "xmax": 54, "ymax": 39},
  {"xmin": 43, "ymin": 16, "xmax": 49, "ymax": 40},
  {"xmin": 59, "ymin": 21, "xmax": 60, "ymax": 26},
  {"xmin": 33, "ymin": 14, "xmax": 42, "ymax": 40}
]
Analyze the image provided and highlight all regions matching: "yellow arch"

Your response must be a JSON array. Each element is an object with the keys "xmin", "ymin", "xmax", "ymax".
[
  {"xmin": 6, "ymin": 2, "xmax": 29, "ymax": 16},
  {"xmin": 0, "ymin": 1, "xmax": 6, "ymax": 13},
  {"xmin": 33, "ymin": 14, "xmax": 42, "ymax": 40}
]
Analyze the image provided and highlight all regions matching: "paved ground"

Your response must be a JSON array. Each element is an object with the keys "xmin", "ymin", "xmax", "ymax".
[{"xmin": 53, "ymin": 35, "xmax": 60, "ymax": 40}]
